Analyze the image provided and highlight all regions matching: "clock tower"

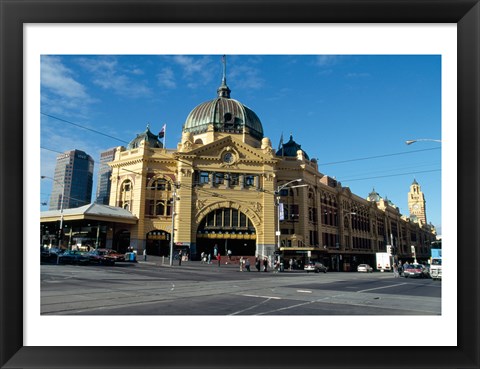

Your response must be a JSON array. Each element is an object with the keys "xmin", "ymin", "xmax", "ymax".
[{"xmin": 408, "ymin": 179, "xmax": 427, "ymax": 225}]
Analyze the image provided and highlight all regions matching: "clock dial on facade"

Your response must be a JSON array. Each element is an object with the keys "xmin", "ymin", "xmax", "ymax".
[
  {"xmin": 223, "ymin": 152, "xmax": 234, "ymax": 164},
  {"xmin": 412, "ymin": 203, "xmax": 420, "ymax": 210}
]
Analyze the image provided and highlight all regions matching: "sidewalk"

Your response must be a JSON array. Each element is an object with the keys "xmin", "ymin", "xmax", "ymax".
[{"xmin": 135, "ymin": 255, "xmax": 307, "ymax": 273}]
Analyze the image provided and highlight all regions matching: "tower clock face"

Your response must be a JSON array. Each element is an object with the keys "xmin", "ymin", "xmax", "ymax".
[
  {"xmin": 223, "ymin": 152, "xmax": 234, "ymax": 164},
  {"xmin": 412, "ymin": 203, "xmax": 420, "ymax": 210}
]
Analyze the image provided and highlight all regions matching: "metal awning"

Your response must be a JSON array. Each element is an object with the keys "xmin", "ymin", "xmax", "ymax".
[{"xmin": 41, "ymin": 203, "xmax": 138, "ymax": 224}]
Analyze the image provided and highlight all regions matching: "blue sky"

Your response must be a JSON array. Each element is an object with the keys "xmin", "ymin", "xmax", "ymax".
[{"xmin": 40, "ymin": 54, "xmax": 441, "ymax": 232}]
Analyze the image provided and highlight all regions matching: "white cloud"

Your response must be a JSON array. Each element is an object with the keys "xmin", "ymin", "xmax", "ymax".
[
  {"xmin": 157, "ymin": 67, "xmax": 176, "ymax": 89},
  {"xmin": 171, "ymin": 55, "xmax": 214, "ymax": 88},
  {"xmin": 80, "ymin": 56, "xmax": 151, "ymax": 98},
  {"xmin": 41, "ymin": 56, "xmax": 96, "ymax": 117},
  {"xmin": 41, "ymin": 56, "xmax": 89, "ymax": 99},
  {"xmin": 229, "ymin": 63, "xmax": 264, "ymax": 90},
  {"xmin": 315, "ymin": 55, "xmax": 340, "ymax": 67}
]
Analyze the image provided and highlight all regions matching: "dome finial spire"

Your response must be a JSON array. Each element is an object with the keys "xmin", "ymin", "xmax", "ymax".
[
  {"xmin": 217, "ymin": 55, "xmax": 231, "ymax": 98},
  {"xmin": 222, "ymin": 54, "xmax": 227, "ymax": 85}
]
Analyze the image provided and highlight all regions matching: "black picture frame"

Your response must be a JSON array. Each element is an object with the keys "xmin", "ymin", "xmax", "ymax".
[{"xmin": 1, "ymin": 1, "xmax": 479, "ymax": 368}]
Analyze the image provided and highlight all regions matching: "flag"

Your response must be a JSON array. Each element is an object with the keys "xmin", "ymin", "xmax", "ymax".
[
  {"xmin": 277, "ymin": 132, "xmax": 284, "ymax": 154},
  {"xmin": 279, "ymin": 203, "xmax": 285, "ymax": 221},
  {"xmin": 158, "ymin": 124, "xmax": 166, "ymax": 138}
]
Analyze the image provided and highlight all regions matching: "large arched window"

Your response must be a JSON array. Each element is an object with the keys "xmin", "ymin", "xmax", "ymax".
[
  {"xmin": 119, "ymin": 179, "xmax": 132, "ymax": 210},
  {"xmin": 145, "ymin": 176, "xmax": 174, "ymax": 217}
]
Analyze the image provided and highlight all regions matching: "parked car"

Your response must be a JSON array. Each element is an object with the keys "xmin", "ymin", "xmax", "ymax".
[
  {"xmin": 101, "ymin": 248, "xmax": 126, "ymax": 262},
  {"xmin": 87, "ymin": 249, "xmax": 116, "ymax": 265},
  {"xmin": 357, "ymin": 263, "xmax": 373, "ymax": 273},
  {"xmin": 403, "ymin": 264, "xmax": 428, "ymax": 278},
  {"xmin": 304, "ymin": 261, "xmax": 328, "ymax": 273},
  {"xmin": 40, "ymin": 247, "xmax": 65, "ymax": 262},
  {"xmin": 58, "ymin": 250, "xmax": 90, "ymax": 265}
]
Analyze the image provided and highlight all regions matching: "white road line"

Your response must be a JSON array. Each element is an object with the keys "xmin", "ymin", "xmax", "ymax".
[
  {"xmin": 296, "ymin": 290, "xmax": 312, "ymax": 293},
  {"xmin": 230, "ymin": 295, "xmax": 279, "ymax": 315},
  {"xmin": 240, "ymin": 294, "xmax": 281, "ymax": 300},
  {"xmin": 357, "ymin": 283, "xmax": 407, "ymax": 293}
]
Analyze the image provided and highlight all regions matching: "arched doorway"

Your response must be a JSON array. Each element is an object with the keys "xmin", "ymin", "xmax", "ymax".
[
  {"xmin": 145, "ymin": 230, "xmax": 171, "ymax": 256},
  {"xmin": 196, "ymin": 207, "xmax": 256, "ymax": 258}
]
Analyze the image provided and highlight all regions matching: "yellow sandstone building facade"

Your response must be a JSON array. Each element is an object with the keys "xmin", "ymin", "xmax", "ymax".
[{"xmin": 107, "ymin": 66, "xmax": 436, "ymax": 270}]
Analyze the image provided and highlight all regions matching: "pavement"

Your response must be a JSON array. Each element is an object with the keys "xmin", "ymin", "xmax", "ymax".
[{"xmin": 136, "ymin": 255, "xmax": 302, "ymax": 273}]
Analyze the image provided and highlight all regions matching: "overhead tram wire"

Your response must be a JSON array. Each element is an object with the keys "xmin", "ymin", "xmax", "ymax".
[
  {"xmin": 42, "ymin": 113, "xmax": 441, "ymax": 192},
  {"xmin": 41, "ymin": 112, "xmax": 129, "ymax": 144},
  {"xmin": 317, "ymin": 147, "xmax": 440, "ymax": 166},
  {"xmin": 340, "ymin": 169, "xmax": 441, "ymax": 183}
]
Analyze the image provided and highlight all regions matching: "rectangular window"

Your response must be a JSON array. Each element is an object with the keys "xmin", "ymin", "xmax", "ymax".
[
  {"xmin": 230, "ymin": 174, "xmax": 239, "ymax": 186},
  {"xmin": 214, "ymin": 173, "xmax": 224, "ymax": 185},
  {"xmin": 207, "ymin": 213, "xmax": 214, "ymax": 227},
  {"xmin": 245, "ymin": 175, "xmax": 254, "ymax": 187},
  {"xmin": 240, "ymin": 213, "xmax": 247, "ymax": 227},
  {"xmin": 232, "ymin": 209, "xmax": 239, "ymax": 227},
  {"xmin": 279, "ymin": 188, "xmax": 289, "ymax": 197},
  {"xmin": 200, "ymin": 171, "xmax": 209, "ymax": 184},
  {"xmin": 223, "ymin": 208, "xmax": 231, "ymax": 227}
]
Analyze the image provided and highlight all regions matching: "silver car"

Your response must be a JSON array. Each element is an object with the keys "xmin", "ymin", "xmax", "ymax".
[
  {"xmin": 305, "ymin": 262, "xmax": 328, "ymax": 273},
  {"xmin": 357, "ymin": 264, "xmax": 373, "ymax": 273}
]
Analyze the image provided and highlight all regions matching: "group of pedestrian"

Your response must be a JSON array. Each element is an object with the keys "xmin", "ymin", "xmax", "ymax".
[
  {"xmin": 239, "ymin": 257, "xmax": 251, "ymax": 272},
  {"xmin": 393, "ymin": 261, "xmax": 404, "ymax": 277},
  {"xmin": 200, "ymin": 251, "xmax": 213, "ymax": 264}
]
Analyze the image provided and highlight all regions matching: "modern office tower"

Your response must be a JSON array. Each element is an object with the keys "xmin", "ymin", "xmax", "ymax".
[
  {"xmin": 95, "ymin": 148, "xmax": 116, "ymax": 205},
  {"xmin": 49, "ymin": 149, "xmax": 94, "ymax": 210}
]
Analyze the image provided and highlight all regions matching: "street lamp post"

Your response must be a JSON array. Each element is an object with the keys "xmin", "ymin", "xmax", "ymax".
[
  {"xmin": 169, "ymin": 183, "xmax": 179, "ymax": 266},
  {"xmin": 336, "ymin": 211, "xmax": 355, "ymax": 272},
  {"xmin": 41, "ymin": 175, "xmax": 65, "ymax": 248},
  {"xmin": 275, "ymin": 179, "xmax": 307, "ymax": 262},
  {"xmin": 405, "ymin": 139, "xmax": 442, "ymax": 145}
]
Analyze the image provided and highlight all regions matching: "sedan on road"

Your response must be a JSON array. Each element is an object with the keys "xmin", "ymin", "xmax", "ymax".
[
  {"xmin": 357, "ymin": 264, "xmax": 373, "ymax": 273},
  {"xmin": 102, "ymin": 249, "xmax": 126, "ymax": 262},
  {"xmin": 305, "ymin": 261, "xmax": 328, "ymax": 273},
  {"xmin": 58, "ymin": 250, "xmax": 90, "ymax": 265},
  {"xmin": 87, "ymin": 249, "xmax": 116, "ymax": 265},
  {"xmin": 403, "ymin": 264, "xmax": 428, "ymax": 278}
]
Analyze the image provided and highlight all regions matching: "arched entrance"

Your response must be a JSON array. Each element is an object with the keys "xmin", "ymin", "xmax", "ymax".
[
  {"xmin": 196, "ymin": 207, "xmax": 256, "ymax": 258},
  {"xmin": 145, "ymin": 230, "xmax": 171, "ymax": 256}
]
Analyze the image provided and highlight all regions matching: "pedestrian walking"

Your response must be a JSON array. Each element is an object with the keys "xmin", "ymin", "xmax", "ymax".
[
  {"xmin": 227, "ymin": 249, "xmax": 232, "ymax": 263},
  {"xmin": 393, "ymin": 263, "xmax": 399, "ymax": 277},
  {"xmin": 208, "ymin": 253, "xmax": 211, "ymax": 264},
  {"xmin": 143, "ymin": 248, "xmax": 147, "ymax": 261},
  {"xmin": 239, "ymin": 256, "xmax": 244, "ymax": 272},
  {"xmin": 201, "ymin": 252, "xmax": 205, "ymax": 263},
  {"xmin": 217, "ymin": 253, "xmax": 221, "ymax": 267},
  {"xmin": 255, "ymin": 257, "xmax": 260, "ymax": 272},
  {"xmin": 263, "ymin": 257, "xmax": 268, "ymax": 272},
  {"xmin": 178, "ymin": 250, "xmax": 182, "ymax": 266},
  {"xmin": 289, "ymin": 258, "xmax": 293, "ymax": 271},
  {"xmin": 245, "ymin": 258, "xmax": 251, "ymax": 272}
]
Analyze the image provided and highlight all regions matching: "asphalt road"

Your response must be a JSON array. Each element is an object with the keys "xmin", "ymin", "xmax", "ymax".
[{"xmin": 41, "ymin": 259, "xmax": 441, "ymax": 315}]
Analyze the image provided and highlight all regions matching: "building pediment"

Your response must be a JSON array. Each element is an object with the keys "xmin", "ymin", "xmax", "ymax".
[{"xmin": 177, "ymin": 135, "xmax": 277, "ymax": 165}]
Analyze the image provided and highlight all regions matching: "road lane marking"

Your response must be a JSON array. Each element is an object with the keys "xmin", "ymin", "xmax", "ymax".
[
  {"xmin": 296, "ymin": 290, "xmax": 312, "ymax": 293},
  {"xmin": 230, "ymin": 295, "xmax": 280, "ymax": 315},
  {"xmin": 357, "ymin": 283, "xmax": 407, "ymax": 293},
  {"xmin": 240, "ymin": 294, "xmax": 281, "ymax": 300}
]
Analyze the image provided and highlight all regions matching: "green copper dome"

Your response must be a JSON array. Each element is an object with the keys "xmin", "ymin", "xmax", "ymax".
[
  {"xmin": 127, "ymin": 125, "xmax": 163, "ymax": 149},
  {"xmin": 182, "ymin": 57, "xmax": 264, "ymax": 141},
  {"xmin": 276, "ymin": 134, "xmax": 310, "ymax": 160}
]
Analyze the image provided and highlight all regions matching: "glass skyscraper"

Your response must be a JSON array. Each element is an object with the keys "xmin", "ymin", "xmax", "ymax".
[
  {"xmin": 49, "ymin": 149, "xmax": 94, "ymax": 210},
  {"xmin": 95, "ymin": 148, "xmax": 116, "ymax": 205}
]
